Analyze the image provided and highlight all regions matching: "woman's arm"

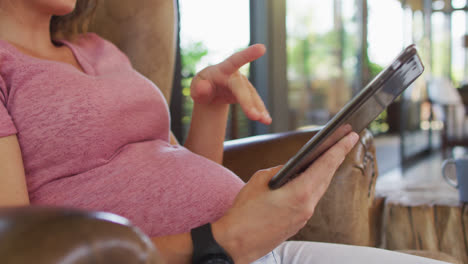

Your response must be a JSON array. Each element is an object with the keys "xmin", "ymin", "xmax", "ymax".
[
  {"xmin": 183, "ymin": 45, "xmax": 271, "ymax": 163},
  {"xmin": 0, "ymin": 135, "xmax": 29, "ymax": 206},
  {"xmin": 151, "ymin": 217, "xmax": 249, "ymax": 264},
  {"xmin": 183, "ymin": 103, "xmax": 229, "ymax": 164}
]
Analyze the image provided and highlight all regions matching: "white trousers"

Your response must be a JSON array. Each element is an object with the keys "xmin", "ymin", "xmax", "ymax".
[{"xmin": 252, "ymin": 241, "xmax": 451, "ymax": 264}]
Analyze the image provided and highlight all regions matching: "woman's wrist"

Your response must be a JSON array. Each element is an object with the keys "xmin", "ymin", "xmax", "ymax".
[
  {"xmin": 192, "ymin": 102, "xmax": 229, "ymax": 115},
  {"xmin": 184, "ymin": 103, "xmax": 230, "ymax": 163},
  {"xmin": 212, "ymin": 215, "xmax": 267, "ymax": 264},
  {"xmin": 211, "ymin": 217, "xmax": 246, "ymax": 264},
  {"xmin": 188, "ymin": 102, "xmax": 229, "ymax": 132}
]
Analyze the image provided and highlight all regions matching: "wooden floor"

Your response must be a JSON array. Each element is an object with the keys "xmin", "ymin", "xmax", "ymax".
[
  {"xmin": 376, "ymin": 151, "xmax": 459, "ymax": 204},
  {"xmin": 374, "ymin": 133, "xmax": 466, "ymax": 188}
]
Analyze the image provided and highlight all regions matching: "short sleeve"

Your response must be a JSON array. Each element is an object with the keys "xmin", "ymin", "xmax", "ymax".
[{"xmin": 0, "ymin": 75, "xmax": 17, "ymax": 137}]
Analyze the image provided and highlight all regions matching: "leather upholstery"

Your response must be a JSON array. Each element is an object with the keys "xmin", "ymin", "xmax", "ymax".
[
  {"xmin": 0, "ymin": 207, "xmax": 163, "ymax": 264},
  {"xmin": 89, "ymin": 0, "xmax": 177, "ymax": 101}
]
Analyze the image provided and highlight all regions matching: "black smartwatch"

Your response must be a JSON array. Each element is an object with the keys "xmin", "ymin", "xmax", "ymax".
[{"xmin": 191, "ymin": 223, "xmax": 234, "ymax": 264}]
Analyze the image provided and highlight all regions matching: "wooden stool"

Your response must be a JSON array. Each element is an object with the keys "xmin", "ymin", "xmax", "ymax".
[{"xmin": 377, "ymin": 173, "xmax": 466, "ymax": 263}]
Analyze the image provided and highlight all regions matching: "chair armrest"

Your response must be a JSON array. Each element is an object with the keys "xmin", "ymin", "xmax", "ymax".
[
  {"xmin": 223, "ymin": 128, "xmax": 375, "ymax": 183},
  {"xmin": 0, "ymin": 206, "xmax": 163, "ymax": 264},
  {"xmin": 223, "ymin": 128, "xmax": 380, "ymax": 246},
  {"xmin": 223, "ymin": 127, "xmax": 322, "ymax": 182}
]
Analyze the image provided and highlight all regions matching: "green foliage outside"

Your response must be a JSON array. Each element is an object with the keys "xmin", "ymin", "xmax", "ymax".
[
  {"xmin": 180, "ymin": 42, "xmax": 208, "ymax": 137},
  {"xmin": 286, "ymin": 17, "xmax": 360, "ymax": 128},
  {"xmin": 181, "ymin": 29, "xmax": 389, "ymax": 137},
  {"xmin": 181, "ymin": 42, "xmax": 208, "ymax": 77}
]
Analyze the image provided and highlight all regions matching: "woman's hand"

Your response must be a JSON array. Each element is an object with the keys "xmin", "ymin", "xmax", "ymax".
[
  {"xmin": 184, "ymin": 44, "xmax": 269, "ymax": 163},
  {"xmin": 190, "ymin": 44, "xmax": 271, "ymax": 125},
  {"xmin": 212, "ymin": 132, "xmax": 360, "ymax": 264}
]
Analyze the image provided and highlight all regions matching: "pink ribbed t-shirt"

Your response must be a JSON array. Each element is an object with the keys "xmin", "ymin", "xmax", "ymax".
[{"xmin": 0, "ymin": 33, "xmax": 244, "ymax": 237}]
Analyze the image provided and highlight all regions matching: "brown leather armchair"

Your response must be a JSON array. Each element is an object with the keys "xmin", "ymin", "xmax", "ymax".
[{"xmin": 0, "ymin": 0, "xmax": 381, "ymax": 263}]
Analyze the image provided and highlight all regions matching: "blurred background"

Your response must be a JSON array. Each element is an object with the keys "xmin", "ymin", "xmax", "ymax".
[{"xmin": 169, "ymin": 0, "xmax": 468, "ymax": 174}]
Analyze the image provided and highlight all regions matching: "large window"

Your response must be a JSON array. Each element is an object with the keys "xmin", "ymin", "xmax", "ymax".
[
  {"xmin": 175, "ymin": 0, "xmax": 466, "ymax": 146},
  {"xmin": 286, "ymin": 0, "xmax": 360, "ymax": 129}
]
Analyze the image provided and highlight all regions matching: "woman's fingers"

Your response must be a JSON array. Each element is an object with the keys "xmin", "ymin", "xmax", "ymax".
[
  {"xmin": 311, "ymin": 131, "xmax": 358, "ymax": 178},
  {"xmin": 228, "ymin": 73, "xmax": 260, "ymax": 120},
  {"xmin": 190, "ymin": 44, "xmax": 271, "ymax": 124},
  {"xmin": 287, "ymin": 131, "xmax": 359, "ymax": 199},
  {"xmin": 217, "ymin": 44, "xmax": 266, "ymax": 75},
  {"xmin": 228, "ymin": 73, "xmax": 272, "ymax": 123},
  {"xmin": 248, "ymin": 82, "xmax": 271, "ymax": 124}
]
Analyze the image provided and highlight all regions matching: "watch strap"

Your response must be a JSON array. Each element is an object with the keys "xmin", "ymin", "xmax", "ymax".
[{"xmin": 191, "ymin": 223, "xmax": 234, "ymax": 264}]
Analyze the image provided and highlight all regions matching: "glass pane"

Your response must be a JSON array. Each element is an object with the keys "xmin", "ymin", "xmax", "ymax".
[
  {"xmin": 368, "ymin": 0, "xmax": 404, "ymax": 67},
  {"xmin": 432, "ymin": 0, "xmax": 446, "ymax": 11},
  {"xmin": 179, "ymin": 0, "xmax": 250, "ymax": 139},
  {"xmin": 452, "ymin": 11, "xmax": 466, "ymax": 85},
  {"xmin": 432, "ymin": 12, "xmax": 450, "ymax": 78},
  {"xmin": 286, "ymin": 0, "xmax": 358, "ymax": 129},
  {"xmin": 403, "ymin": 7, "xmax": 414, "ymax": 46},
  {"xmin": 452, "ymin": 0, "xmax": 467, "ymax": 9},
  {"xmin": 409, "ymin": 10, "xmax": 431, "ymax": 82},
  {"xmin": 342, "ymin": 0, "xmax": 360, "ymax": 96}
]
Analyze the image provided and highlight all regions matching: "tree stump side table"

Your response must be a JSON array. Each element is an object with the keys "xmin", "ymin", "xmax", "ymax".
[{"xmin": 378, "ymin": 178, "xmax": 467, "ymax": 263}]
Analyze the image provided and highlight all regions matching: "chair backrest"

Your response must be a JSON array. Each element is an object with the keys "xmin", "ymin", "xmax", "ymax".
[{"xmin": 89, "ymin": 0, "xmax": 177, "ymax": 102}]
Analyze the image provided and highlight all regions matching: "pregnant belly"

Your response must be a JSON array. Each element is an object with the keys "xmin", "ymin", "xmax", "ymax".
[{"xmin": 29, "ymin": 140, "xmax": 245, "ymax": 237}]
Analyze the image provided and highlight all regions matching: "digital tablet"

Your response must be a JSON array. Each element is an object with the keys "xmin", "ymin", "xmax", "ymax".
[{"xmin": 268, "ymin": 44, "xmax": 425, "ymax": 189}]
